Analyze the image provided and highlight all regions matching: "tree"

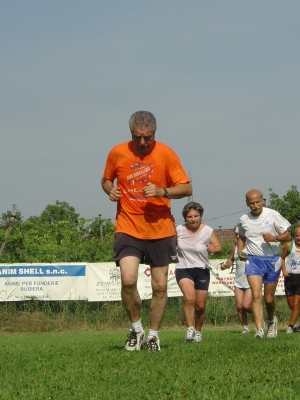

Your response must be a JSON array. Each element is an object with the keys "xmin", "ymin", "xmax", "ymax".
[
  {"xmin": 268, "ymin": 185, "xmax": 300, "ymax": 234},
  {"xmin": 0, "ymin": 204, "xmax": 22, "ymax": 228},
  {"xmin": 39, "ymin": 201, "xmax": 79, "ymax": 225},
  {"xmin": 84, "ymin": 216, "xmax": 115, "ymax": 240},
  {"xmin": 0, "ymin": 202, "xmax": 116, "ymax": 263}
]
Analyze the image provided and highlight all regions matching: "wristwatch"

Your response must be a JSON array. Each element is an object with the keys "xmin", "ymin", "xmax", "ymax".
[{"xmin": 163, "ymin": 188, "xmax": 169, "ymax": 198}]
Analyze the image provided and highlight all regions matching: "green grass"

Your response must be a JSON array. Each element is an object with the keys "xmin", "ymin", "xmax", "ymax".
[
  {"xmin": 0, "ymin": 296, "xmax": 292, "ymax": 332},
  {"xmin": 1, "ymin": 328, "xmax": 300, "ymax": 399}
]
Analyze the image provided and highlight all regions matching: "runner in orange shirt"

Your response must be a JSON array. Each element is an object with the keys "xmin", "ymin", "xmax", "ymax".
[{"xmin": 102, "ymin": 111, "xmax": 192, "ymax": 351}]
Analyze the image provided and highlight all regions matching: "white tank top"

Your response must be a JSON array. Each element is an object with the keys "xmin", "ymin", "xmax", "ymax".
[
  {"xmin": 285, "ymin": 241, "xmax": 300, "ymax": 274},
  {"xmin": 176, "ymin": 224, "xmax": 213, "ymax": 269}
]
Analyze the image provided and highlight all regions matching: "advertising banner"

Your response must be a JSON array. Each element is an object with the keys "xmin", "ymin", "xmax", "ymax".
[
  {"xmin": 0, "ymin": 261, "xmax": 285, "ymax": 302},
  {"xmin": 87, "ymin": 262, "xmax": 180, "ymax": 302},
  {"xmin": 208, "ymin": 259, "xmax": 285, "ymax": 296},
  {"xmin": 0, "ymin": 264, "xmax": 88, "ymax": 301}
]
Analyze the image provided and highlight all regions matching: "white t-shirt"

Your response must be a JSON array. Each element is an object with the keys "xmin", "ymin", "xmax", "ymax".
[
  {"xmin": 176, "ymin": 224, "xmax": 213, "ymax": 269},
  {"xmin": 285, "ymin": 241, "xmax": 300, "ymax": 274},
  {"xmin": 236, "ymin": 207, "xmax": 290, "ymax": 257}
]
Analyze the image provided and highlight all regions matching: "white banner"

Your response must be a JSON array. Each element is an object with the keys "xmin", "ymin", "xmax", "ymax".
[
  {"xmin": 0, "ymin": 263, "xmax": 88, "ymax": 301},
  {"xmin": 88, "ymin": 262, "xmax": 180, "ymax": 301},
  {"xmin": 0, "ymin": 261, "xmax": 285, "ymax": 302},
  {"xmin": 209, "ymin": 260, "xmax": 285, "ymax": 296}
]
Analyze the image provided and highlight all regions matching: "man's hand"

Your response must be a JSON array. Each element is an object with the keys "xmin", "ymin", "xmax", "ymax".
[
  {"xmin": 109, "ymin": 187, "xmax": 122, "ymax": 202},
  {"xmin": 141, "ymin": 182, "xmax": 161, "ymax": 198},
  {"xmin": 262, "ymin": 232, "xmax": 277, "ymax": 242}
]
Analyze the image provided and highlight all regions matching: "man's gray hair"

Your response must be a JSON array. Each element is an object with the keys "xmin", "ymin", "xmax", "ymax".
[
  {"xmin": 182, "ymin": 202, "xmax": 204, "ymax": 220},
  {"xmin": 129, "ymin": 111, "xmax": 157, "ymax": 133}
]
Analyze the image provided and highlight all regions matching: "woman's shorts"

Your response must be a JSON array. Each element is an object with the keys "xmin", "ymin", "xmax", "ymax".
[
  {"xmin": 113, "ymin": 233, "xmax": 178, "ymax": 267},
  {"xmin": 175, "ymin": 268, "xmax": 210, "ymax": 291}
]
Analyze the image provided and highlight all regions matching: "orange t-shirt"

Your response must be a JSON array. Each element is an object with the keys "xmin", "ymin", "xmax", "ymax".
[{"xmin": 102, "ymin": 141, "xmax": 190, "ymax": 239}]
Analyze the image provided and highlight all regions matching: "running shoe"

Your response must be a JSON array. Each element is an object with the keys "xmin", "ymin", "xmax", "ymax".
[
  {"xmin": 267, "ymin": 316, "xmax": 278, "ymax": 339},
  {"xmin": 194, "ymin": 331, "xmax": 202, "ymax": 342},
  {"xmin": 254, "ymin": 328, "xmax": 264, "ymax": 339},
  {"xmin": 124, "ymin": 329, "xmax": 145, "ymax": 351},
  {"xmin": 293, "ymin": 325, "xmax": 300, "ymax": 332},
  {"xmin": 185, "ymin": 327, "xmax": 195, "ymax": 342},
  {"xmin": 286, "ymin": 326, "xmax": 293, "ymax": 334},
  {"xmin": 145, "ymin": 336, "xmax": 161, "ymax": 351},
  {"xmin": 241, "ymin": 326, "xmax": 250, "ymax": 334}
]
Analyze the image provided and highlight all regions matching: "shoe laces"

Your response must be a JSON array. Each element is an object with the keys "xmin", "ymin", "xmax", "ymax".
[
  {"xmin": 255, "ymin": 329, "xmax": 264, "ymax": 337},
  {"xmin": 186, "ymin": 328, "xmax": 194, "ymax": 338},
  {"xmin": 147, "ymin": 336, "xmax": 159, "ymax": 351},
  {"xmin": 126, "ymin": 330, "xmax": 137, "ymax": 346},
  {"xmin": 268, "ymin": 322, "xmax": 275, "ymax": 332}
]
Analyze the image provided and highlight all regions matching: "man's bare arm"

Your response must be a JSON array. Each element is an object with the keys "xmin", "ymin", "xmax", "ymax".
[
  {"xmin": 101, "ymin": 178, "xmax": 122, "ymax": 202},
  {"xmin": 263, "ymin": 230, "xmax": 291, "ymax": 243},
  {"xmin": 141, "ymin": 182, "xmax": 192, "ymax": 199}
]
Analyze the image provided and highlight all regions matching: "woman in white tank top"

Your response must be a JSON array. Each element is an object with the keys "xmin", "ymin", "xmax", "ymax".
[{"xmin": 176, "ymin": 202, "xmax": 222, "ymax": 343}]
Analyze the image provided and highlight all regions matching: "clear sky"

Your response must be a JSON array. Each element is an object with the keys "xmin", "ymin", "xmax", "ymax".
[{"xmin": 1, "ymin": 0, "xmax": 299, "ymax": 229}]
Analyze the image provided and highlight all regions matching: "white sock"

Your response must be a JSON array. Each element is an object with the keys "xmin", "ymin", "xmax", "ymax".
[
  {"xmin": 187, "ymin": 326, "xmax": 194, "ymax": 330},
  {"xmin": 131, "ymin": 319, "xmax": 143, "ymax": 332},
  {"xmin": 148, "ymin": 329, "xmax": 159, "ymax": 339}
]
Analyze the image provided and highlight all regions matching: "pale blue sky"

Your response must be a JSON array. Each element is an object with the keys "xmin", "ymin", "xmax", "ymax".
[{"xmin": 1, "ymin": 1, "xmax": 299, "ymax": 228}]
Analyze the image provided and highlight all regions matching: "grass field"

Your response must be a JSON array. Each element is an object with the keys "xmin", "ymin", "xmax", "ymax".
[{"xmin": 1, "ymin": 327, "xmax": 300, "ymax": 400}]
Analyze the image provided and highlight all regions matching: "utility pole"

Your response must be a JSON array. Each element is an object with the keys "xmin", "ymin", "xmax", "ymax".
[
  {"xmin": 99, "ymin": 214, "xmax": 103, "ymax": 243},
  {"xmin": 219, "ymin": 225, "xmax": 223, "ymax": 243},
  {"xmin": 0, "ymin": 216, "xmax": 15, "ymax": 260},
  {"xmin": 188, "ymin": 170, "xmax": 193, "ymax": 202}
]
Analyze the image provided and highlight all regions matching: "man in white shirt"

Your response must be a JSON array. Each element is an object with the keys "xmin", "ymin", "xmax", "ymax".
[{"xmin": 237, "ymin": 189, "xmax": 291, "ymax": 339}]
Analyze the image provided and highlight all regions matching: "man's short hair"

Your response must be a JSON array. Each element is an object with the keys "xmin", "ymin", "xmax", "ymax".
[{"xmin": 129, "ymin": 111, "xmax": 157, "ymax": 133}]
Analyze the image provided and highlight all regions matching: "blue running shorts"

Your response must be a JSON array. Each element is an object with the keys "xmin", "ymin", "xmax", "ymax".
[{"xmin": 245, "ymin": 255, "xmax": 281, "ymax": 284}]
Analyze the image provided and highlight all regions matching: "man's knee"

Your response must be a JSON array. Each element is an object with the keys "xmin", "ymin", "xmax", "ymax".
[
  {"xmin": 121, "ymin": 276, "xmax": 138, "ymax": 292},
  {"xmin": 252, "ymin": 292, "xmax": 263, "ymax": 302},
  {"xmin": 152, "ymin": 281, "xmax": 167, "ymax": 296},
  {"xmin": 264, "ymin": 293, "xmax": 275, "ymax": 304},
  {"xmin": 292, "ymin": 299, "xmax": 300, "ymax": 310}
]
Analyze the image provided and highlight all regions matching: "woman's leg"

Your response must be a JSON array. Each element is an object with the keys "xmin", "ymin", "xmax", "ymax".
[
  {"xmin": 194, "ymin": 289, "xmax": 208, "ymax": 331},
  {"xmin": 178, "ymin": 278, "xmax": 196, "ymax": 327}
]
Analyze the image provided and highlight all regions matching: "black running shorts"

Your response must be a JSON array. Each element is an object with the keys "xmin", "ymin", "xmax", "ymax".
[
  {"xmin": 284, "ymin": 273, "xmax": 300, "ymax": 297},
  {"xmin": 175, "ymin": 268, "xmax": 210, "ymax": 291},
  {"xmin": 113, "ymin": 233, "xmax": 178, "ymax": 267}
]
